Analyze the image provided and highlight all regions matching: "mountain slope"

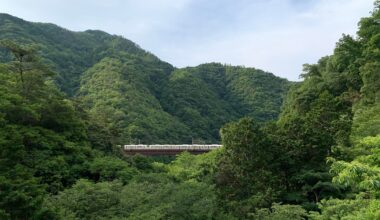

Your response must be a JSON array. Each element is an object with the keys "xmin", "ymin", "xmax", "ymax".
[
  {"xmin": 0, "ymin": 13, "xmax": 168, "ymax": 95},
  {"xmin": 160, "ymin": 63, "xmax": 291, "ymax": 141},
  {"xmin": 0, "ymin": 13, "xmax": 292, "ymax": 144}
]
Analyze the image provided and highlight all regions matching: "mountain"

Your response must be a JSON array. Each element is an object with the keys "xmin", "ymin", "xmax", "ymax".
[
  {"xmin": 0, "ymin": 13, "xmax": 168, "ymax": 95},
  {"xmin": 0, "ymin": 13, "xmax": 292, "ymax": 144}
]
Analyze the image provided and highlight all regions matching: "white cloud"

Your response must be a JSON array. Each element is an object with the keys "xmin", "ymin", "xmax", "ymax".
[
  {"xmin": 149, "ymin": 0, "xmax": 374, "ymax": 80},
  {"xmin": 0, "ymin": 0, "xmax": 375, "ymax": 80}
]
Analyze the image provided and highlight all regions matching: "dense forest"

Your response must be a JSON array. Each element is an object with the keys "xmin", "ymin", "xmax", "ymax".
[
  {"xmin": 0, "ymin": 13, "xmax": 291, "ymax": 145},
  {"xmin": 1, "ymin": 0, "xmax": 380, "ymax": 219}
]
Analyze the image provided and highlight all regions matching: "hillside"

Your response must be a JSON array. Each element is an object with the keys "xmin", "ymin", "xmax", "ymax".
[
  {"xmin": 2, "ymin": 1, "xmax": 380, "ymax": 219},
  {"xmin": 0, "ymin": 13, "xmax": 291, "ymax": 144}
]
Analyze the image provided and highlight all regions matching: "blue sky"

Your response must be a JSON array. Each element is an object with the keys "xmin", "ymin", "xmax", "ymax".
[{"xmin": 0, "ymin": 0, "xmax": 375, "ymax": 80}]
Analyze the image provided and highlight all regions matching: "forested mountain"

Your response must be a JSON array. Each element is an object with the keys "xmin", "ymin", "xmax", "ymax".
[
  {"xmin": 2, "ymin": 1, "xmax": 380, "ymax": 218},
  {"xmin": 0, "ymin": 13, "xmax": 162, "ymax": 95},
  {"xmin": 0, "ymin": 13, "xmax": 291, "ymax": 144}
]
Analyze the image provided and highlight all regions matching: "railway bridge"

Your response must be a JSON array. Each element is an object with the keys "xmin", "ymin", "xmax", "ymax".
[{"xmin": 123, "ymin": 144, "xmax": 222, "ymax": 155}]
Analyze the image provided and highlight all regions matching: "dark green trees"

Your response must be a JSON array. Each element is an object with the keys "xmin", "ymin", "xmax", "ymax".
[
  {"xmin": 0, "ymin": 41, "xmax": 92, "ymax": 218},
  {"xmin": 0, "ymin": 14, "xmax": 291, "ymax": 146},
  {"xmin": 160, "ymin": 64, "xmax": 291, "ymax": 142},
  {"xmin": 216, "ymin": 118, "xmax": 281, "ymax": 217},
  {"xmin": 309, "ymin": 2, "xmax": 380, "ymax": 218},
  {"xmin": 79, "ymin": 57, "xmax": 191, "ymax": 145}
]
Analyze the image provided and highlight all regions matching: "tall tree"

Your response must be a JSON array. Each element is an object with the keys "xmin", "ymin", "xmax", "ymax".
[
  {"xmin": 216, "ymin": 117, "xmax": 281, "ymax": 217},
  {"xmin": 0, "ymin": 41, "xmax": 91, "ymax": 218}
]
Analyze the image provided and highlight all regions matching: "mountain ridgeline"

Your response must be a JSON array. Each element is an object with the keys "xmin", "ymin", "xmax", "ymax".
[{"xmin": 0, "ymin": 13, "xmax": 291, "ymax": 145}]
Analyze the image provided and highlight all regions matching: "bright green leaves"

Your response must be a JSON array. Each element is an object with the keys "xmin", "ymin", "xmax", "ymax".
[
  {"xmin": 309, "ymin": 198, "xmax": 380, "ymax": 220},
  {"xmin": 164, "ymin": 150, "xmax": 219, "ymax": 183},
  {"xmin": 331, "ymin": 159, "xmax": 380, "ymax": 192},
  {"xmin": 329, "ymin": 135, "xmax": 380, "ymax": 193},
  {"xmin": 314, "ymin": 134, "xmax": 380, "ymax": 219},
  {"xmin": 252, "ymin": 203, "xmax": 307, "ymax": 220},
  {"xmin": 44, "ymin": 174, "xmax": 223, "ymax": 220}
]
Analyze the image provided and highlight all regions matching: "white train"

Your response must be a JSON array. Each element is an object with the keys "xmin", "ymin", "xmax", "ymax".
[{"xmin": 124, "ymin": 144, "xmax": 222, "ymax": 150}]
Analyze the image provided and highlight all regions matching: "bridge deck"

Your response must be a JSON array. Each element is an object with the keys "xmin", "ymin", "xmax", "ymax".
[{"xmin": 123, "ymin": 144, "xmax": 222, "ymax": 155}]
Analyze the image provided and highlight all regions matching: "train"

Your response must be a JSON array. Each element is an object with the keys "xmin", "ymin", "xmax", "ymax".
[{"xmin": 123, "ymin": 144, "xmax": 222, "ymax": 150}]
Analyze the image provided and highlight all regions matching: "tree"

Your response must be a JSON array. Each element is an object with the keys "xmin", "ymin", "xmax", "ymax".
[
  {"xmin": 252, "ymin": 203, "xmax": 307, "ymax": 220},
  {"xmin": 88, "ymin": 156, "xmax": 138, "ymax": 184},
  {"xmin": 216, "ymin": 117, "xmax": 281, "ymax": 217},
  {"xmin": 44, "ymin": 179, "xmax": 125, "ymax": 219},
  {"xmin": 0, "ymin": 40, "xmax": 53, "ymax": 92},
  {"xmin": 0, "ymin": 41, "xmax": 92, "ymax": 217}
]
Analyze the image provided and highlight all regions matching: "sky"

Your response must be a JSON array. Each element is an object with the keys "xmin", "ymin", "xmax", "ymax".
[{"xmin": 0, "ymin": 0, "xmax": 375, "ymax": 81}]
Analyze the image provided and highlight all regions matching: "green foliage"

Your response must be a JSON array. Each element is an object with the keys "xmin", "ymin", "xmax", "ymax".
[
  {"xmin": 351, "ymin": 104, "xmax": 380, "ymax": 142},
  {"xmin": 79, "ymin": 57, "xmax": 191, "ymax": 145},
  {"xmin": 88, "ymin": 156, "xmax": 138, "ymax": 184},
  {"xmin": 165, "ymin": 150, "xmax": 220, "ymax": 183},
  {"xmin": 0, "ymin": 14, "xmax": 291, "ymax": 146},
  {"xmin": 328, "ymin": 135, "xmax": 380, "ymax": 193},
  {"xmin": 161, "ymin": 68, "xmax": 235, "ymax": 142},
  {"xmin": 0, "ymin": 166, "xmax": 45, "ymax": 219},
  {"xmin": 0, "ymin": 41, "xmax": 92, "ymax": 218},
  {"xmin": 309, "ymin": 3, "xmax": 380, "ymax": 219},
  {"xmin": 161, "ymin": 64, "xmax": 290, "ymax": 142},
  {"xmin": 0, "ymin": 13, "xmax": 159, "ymax": 95},
  {"xmin": 251, "ymin": 203, "xmax": 307, "ymax": 220},
  {"xmin": 216, "ymin": 118, "xmax": 281, "ymax": 217},
  {"xmin": 121, "ymin": 173, "xmax": 221, "ymax": 219},
  {"xmin": 126, "ymin": 154, "xmax": 155, "ymax": 171},
  {"xmin": 2, "ymin": 1, "xmax": 380, "ymax": 218},
  {"xmin": 309, "ymin": 198, "xmax": 380, "ymax": 220},
  {"xmin": 271, "ymin": 10, "xmax": 365, "ymax": 208},
  {"xmin": 44, "ymin": 179, "xmax": 126, "ymax": 219},
  {"xmin": 80, "ymin": 59, "xmax": 290, "ymax": 145},
  {"xmin": 45, "ymin": 174, "xmax": 229, "ymax": 220}
]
